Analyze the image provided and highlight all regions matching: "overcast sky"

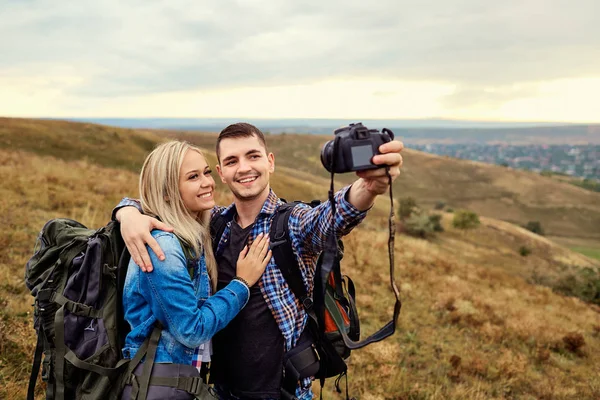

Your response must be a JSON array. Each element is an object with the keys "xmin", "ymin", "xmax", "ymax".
[{"xmin": 1, "ymin": 0, "xmax": 599, "ymax": 121}]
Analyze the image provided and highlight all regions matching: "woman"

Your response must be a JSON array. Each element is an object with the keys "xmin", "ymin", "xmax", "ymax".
[{"xmin": 120, "ymin": 141, "xmax": 270, "ymax": 400}]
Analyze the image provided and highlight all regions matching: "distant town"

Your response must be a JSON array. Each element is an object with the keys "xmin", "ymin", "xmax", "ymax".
[{"xmin": 411, "ymin": 143, "xmax": 600, "ymax": 181}]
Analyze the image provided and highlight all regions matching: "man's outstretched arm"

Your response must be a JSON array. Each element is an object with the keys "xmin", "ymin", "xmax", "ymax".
[{"xmin": 289, "ymin": 139, "xmax": 404, "ymax": 256}]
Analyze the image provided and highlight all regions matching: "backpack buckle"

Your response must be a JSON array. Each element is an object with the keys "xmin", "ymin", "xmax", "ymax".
[
  {"xmin": 41, "ymin": 351, "xmax": 52, "ymax": 381},
  {"xmin": 311, "ymin": 344, "xmax": 320, "ymax": 362},
  {"xmin": 185, "ymin": 376, "xmax": 204, "ymax": 396},
  {"xmin": 66, "ymin": 301, "xmax": 94, "ymax": 317},
  {"xmin": 302, "ymin": 297, "xmax": 314, "ymax": 310}
]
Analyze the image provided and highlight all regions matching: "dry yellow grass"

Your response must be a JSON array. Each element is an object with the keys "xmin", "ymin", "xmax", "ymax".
[
  {"xmin": 337, "ymin": 223, "xmax": 600, "ymax": 399},
  {"xmin": 2, "ymin": 118, "xmax": 600, "ymax": 399},
  {"xmin": 0, "ymin": 117, "xmax": 165, "ymax": 172}
]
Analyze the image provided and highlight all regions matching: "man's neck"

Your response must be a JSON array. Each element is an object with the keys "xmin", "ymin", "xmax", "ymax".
[{"xmin": 234, "ymin": 186, "xmax": 271, "ymax": 228}]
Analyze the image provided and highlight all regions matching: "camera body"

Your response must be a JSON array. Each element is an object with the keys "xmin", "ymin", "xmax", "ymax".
[{"xmin": 320, "ymin": 122, "xmax": 394, "ymax": 173}]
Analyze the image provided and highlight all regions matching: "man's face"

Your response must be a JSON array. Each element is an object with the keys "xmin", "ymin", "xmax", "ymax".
[{"xmin": 216, "ymin": 135, "xmax": 274, "ymax": 201}]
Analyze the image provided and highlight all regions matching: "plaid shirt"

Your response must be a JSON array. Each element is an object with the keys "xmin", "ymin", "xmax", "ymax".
[
  {"xmin": 114, "ymin": 185, "xmax": 367, "ymax": 399},
  {"xmin": 210, "ymin": 186, "xmax": 366, "ymax": 352},
  {"xmin": 210, "ymin": 186, "xmax": 366, "ymax": 399}
]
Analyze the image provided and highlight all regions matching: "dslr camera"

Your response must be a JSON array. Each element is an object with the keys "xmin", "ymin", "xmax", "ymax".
[{"xmin": 320, "ymin": 122, "xmax": 394, "ymax": 173}]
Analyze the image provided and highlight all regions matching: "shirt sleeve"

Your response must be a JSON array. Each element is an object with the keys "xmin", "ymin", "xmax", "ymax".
[
  {"xmin": 137, "ymin": 232, "xmax": 249, "ymax": 348},
  {"xmin": 111, "ymin": 197, "xmax": 142, "ymax": 221},
  {"xmin": 287, "ymin": 184, "xmax": 368, "ymax": 257}
]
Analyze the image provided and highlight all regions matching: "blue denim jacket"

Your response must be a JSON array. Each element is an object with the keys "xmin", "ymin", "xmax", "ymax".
[{"xmin": 122, "ymin": 230, "xmax": 250, "ymax": 364}]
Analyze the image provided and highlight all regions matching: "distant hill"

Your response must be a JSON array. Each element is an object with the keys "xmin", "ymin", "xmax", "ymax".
[
  {"xmin": 0, "ymin": 117, "xmax": 163, "ymax": 172},
  {"xmin": 63, "ymin": 117, "xmax": 572, "ymax": 130},
  {"xmin": 60, "ymin": 117, "xmax": 600, "ymax": 144}
]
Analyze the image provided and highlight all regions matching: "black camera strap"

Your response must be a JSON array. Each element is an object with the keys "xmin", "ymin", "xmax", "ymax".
[{"xmin": 320, "ymin": 150, "xmax": 402, "ymax": 350}]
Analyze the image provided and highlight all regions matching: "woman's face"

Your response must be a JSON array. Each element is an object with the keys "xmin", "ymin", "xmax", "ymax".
[{"xmin": 179, "ymin": 149, "xmax": 216, "ymax": 216}]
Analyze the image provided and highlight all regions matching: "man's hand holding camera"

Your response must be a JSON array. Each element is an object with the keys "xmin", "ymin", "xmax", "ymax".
[
  {"xmin": 348, "ymin": 140, "xmax": 403, "ymax": 210},
  {"xmin": 320, "ymin": 123, "xmax": 403, "ymax": 211},
  {"xmin": 357, "ymin": 140, "xmax": 403, "ymax": 191}
]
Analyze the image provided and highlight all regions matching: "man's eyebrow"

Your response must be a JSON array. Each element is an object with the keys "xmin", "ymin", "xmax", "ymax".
[
  {"xmin": 246, "ymin": 149, "xmax": 262, "ymax": 156},
  {"xmin": 221, "ymin": 155, "xmax": 237, "ymax": 163}
]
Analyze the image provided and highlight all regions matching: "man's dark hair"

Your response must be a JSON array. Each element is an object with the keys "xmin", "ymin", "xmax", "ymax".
[{"xmin": 216, "ymin": 122, "xmax": 268, "ymax": 161}]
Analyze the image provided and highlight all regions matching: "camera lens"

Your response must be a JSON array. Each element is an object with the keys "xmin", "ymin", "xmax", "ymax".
[{"xmin": 320, "ymin": 140, "xmax": 334, "ymax": 172}]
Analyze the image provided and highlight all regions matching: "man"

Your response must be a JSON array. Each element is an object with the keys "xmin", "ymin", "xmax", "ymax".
[{"xmin": 115, "ymin": 123, "xmax": 404, "ymax": 400}]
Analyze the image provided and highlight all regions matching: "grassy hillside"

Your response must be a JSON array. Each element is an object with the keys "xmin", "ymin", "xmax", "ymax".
[
  {"xmin": 0, "ymin": 117, "xmax": 164, "ymax": 172},
  {"xmin": 2, "ymin": 149, "xmax": 600, "ymax": 399},
  {"xmin": 2, "ymin": 118, "xmax": 600, "ymax": 399}
]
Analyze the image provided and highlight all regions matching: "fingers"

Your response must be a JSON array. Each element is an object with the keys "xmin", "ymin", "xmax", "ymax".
[
  {"xmin": 262, "ymin": 250, "xmax": 273, "ymax": 267},
  {"xmin": 125, "ymin": 238, "xmax": 144, "ymax": 271},
  {"xmin": 124, "ymin": 234, "xmax": 159, "ymax": 273},
  {"xmin": 378, "ymin": 140, "xmax": 404, "ymax": 154},
  {"xmin": 121, "ymin": 223, "xmax": 146, "ymax": 272},
  {"xmin": 258, "ymin": 236, "xmax": 270, "ymax": 259},
  {"xmin": 143, "ymin": 233, "xmax": 163, "ymax": 261},
  {"xmin": 258, "ymin": 234, "xmax": 270, "ymax": 256},
  {"xmin": 248, "ymin": 233, "xmax": 268, "ymax": 256},
  {"xmin": 372, "ymin": 153, "xmax": 403, "ymax": 167},
  {"xmin": 237, "ymin": 245, "xmax": 249, "ymax": 262},
  {"xmin": 357, "ymin": 165, "xmax": 401, "ymax": 180},
  {"xmin": 243, "ymin": 234, "xmax": 271, "ymax": 265},
  {"xmin": 152, "ymin": 219, "xmax": 175, "ymax": 233}
]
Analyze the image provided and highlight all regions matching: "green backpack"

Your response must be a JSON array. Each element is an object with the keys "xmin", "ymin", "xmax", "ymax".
[
  {"xmin": 25, "ymin": 218, "xmax": 130, "ymax": 400},
  {"xmin": 24, "ymin": 219, "xmax": 209, "ymax": 400}
]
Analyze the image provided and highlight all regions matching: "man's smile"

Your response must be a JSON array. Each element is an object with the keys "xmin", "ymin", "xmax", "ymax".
[{"xmin": 237, "ymin": 176, "xmax": 259, "ymax": 185}]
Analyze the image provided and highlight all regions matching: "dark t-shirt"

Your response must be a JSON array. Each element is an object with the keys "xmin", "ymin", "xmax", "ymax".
[{"xmin": 210, "ymin": 219, "xmax": 284, "ymax": 399}]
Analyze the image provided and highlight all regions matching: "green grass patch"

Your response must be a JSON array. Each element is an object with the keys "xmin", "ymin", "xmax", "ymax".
[{"xmin": 571, "ymin": 246, "xmax": 600, "ymax": 260}]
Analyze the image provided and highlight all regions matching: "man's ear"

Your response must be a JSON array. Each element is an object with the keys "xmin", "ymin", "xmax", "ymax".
[
  {"xmin": 216, "ymin": 164, "xmax": 227, "ymax": 184},
  {"xmin": 268, "ymin": 152, "xmax": 275, "ymax": 173}
]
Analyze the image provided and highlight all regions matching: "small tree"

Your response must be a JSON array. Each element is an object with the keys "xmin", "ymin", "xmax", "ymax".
[
  {"xmin": 519, "ymin": 246, "xmax": 532, "ymax": 257},
  {"xmin": 398, "ymin": 197, "xmax": 418, "ymax": 220},
  {"xmin": 452, "ymin": 210, "xmax": 480, "ymax": 230},
  {"xmin": 524, "ymin": 221, "xmax": 544, "ymax": 236},
  {"xmin": 429, "ymin": 214, "xmax": 444, "ymax": 232},
  {"xmin": 434, "ymin": 201, "xmax": 446, "ymax": 210},
  {"xmin": 403, "ymin": 214, "xmax": 433, "ymax": 238},
  {"xmin": 402, "ymin": 213, "xmax": 445, "ymax": 238}
]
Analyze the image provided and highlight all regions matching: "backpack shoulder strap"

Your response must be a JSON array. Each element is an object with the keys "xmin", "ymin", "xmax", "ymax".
[
  {"xmin": 210, "ymin": 213, "xmax": 230, "ymax": 256},
  {"xmin": 270, "ymin": 202, "xmax": 311, "ymax": 308},
  {"xmin": 175, "ymin": 238, "xmax": 197, "ymax": 279}
]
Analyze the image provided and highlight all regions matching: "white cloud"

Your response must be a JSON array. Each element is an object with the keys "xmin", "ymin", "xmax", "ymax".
[{"xmin": 1, "ymin": 0, "xmax": 599, "ymax": 120}]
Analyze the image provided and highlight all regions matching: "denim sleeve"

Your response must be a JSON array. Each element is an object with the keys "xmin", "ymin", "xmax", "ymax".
[
  {"xmin": 288, "ymin": 184, "xmax": 368, "ymax": 256},
  {"xmin": 138, "ymin": 232, "xmax": 250, "ymax": 348},
  {"xmin": 111, "ymin": 197, "xmax": 142, "ymax": 221}
]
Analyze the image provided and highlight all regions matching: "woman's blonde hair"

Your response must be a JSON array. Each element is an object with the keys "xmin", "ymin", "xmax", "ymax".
[{"xmin": 139, "ymin": 140, "xmax": 217, "ymax": 292}]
